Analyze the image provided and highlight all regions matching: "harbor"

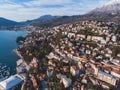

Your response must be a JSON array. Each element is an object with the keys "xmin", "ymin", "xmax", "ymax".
[{"xmin": 0, "ymin": 64, "xmax": 10, "ymax": 78}]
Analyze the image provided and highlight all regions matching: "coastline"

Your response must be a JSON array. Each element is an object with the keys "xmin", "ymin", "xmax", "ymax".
[
  {"xmin": 13, "ymin": 49, "xmax": 30, "ymax": 73},
  {"xmin": 13, "ymin": 49, "xmax": 23, "ymax": 59},
  {"xmin": 12, "ymin": 30, "xmax": 29, "ymax": 75},
  {"xmin": 0, "ymin": 30, "xmax": 27, "ymax": 76}
]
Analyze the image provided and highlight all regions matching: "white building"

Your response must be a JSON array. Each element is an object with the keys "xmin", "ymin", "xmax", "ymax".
[
  {"xmin": 0, "ymin": 74, "xmax": 24, "ymax": 90},
  {"xmin": 61, "ymin": 77, "xmax": 72, "ymax": 88},
  {"xmin": 111, "ymin": 70, "xmax": 120, "ymax": 78},
  {"xmin": 112, "ymin": 35, "xmax": 117, "ymax": 42},
  {"xmin": 67, "ymin": 33, "xmax": 75, "ymax": 38},
  {"xmin": 47, "ymin": 52, "xmax": 60, "ymax": 61},
  {"xmin": 97, "ymin": 70, "xmax": 119, "ymax": 86},
  {"xmin": 92, "ymin": 36, "xmax": 103, "ymax": 42},
  {"xmin": 70, "ymin": 66, "xmax": 79, "ymax": 76},
  {"xmin": 47, "ymin": 69, "xmax": 53, "ymax": 77}
]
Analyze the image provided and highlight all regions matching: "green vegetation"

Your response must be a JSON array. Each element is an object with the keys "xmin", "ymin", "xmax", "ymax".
[
  {"xmin": 82, "ymin": 42, "xmax": 98, "ymax": 48},
  {"xmin": 19, "ymin": 39, "xmax": 52, "ymax": 63},
  {"xmin": 87, "ymin": 82, "xmax": 100, "ymax": 90},
  {"xmin": 16, "ymin": 36, "xmax": 26, "ymax": 43},
  {"xmin": 77, "ymin": 27, "xmax": 99, "ymax": 37},
  {"xmin": 64, "ymin": 44, "xmax": 70, "ymax": 51},
  {"xmin": 111, "ymin": 46, "xmax": 120, "ymax": 58}
]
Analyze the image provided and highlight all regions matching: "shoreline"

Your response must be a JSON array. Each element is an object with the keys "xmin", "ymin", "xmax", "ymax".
[
  {"xmin": 13, "ymin": 30, "xmax": 29, "ymax": 74},
  {"xmin": 0, "ymin": 30, "xmax": 27, "ymax": 77},
  {"xmin": 13, "ymin": 49, "xmax": 30, "ymax": 72},
  {"xmin": 13, "ymin": 49, "xmax": 23, "ymax": 59}
]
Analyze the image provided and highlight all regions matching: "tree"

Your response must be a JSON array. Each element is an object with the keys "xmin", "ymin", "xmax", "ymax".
[
  {"xmin": 111, "ymin": 46, "xmax": 120, "ymax": 58},
  {"xmin": 87, "ymin": 82, "xmax": 94, "ymax": 90},
  {"xmin": 16, "ymin": 36, "xmax": 26, "ymax": 43},
  {"xmin": 64, "ymin": 44, "xmax": 70, "ymax": 51}
]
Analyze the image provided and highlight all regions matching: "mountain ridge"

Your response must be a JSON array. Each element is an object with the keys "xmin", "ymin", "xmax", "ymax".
[
  {"xmin": 22, "ymin": 15, "xmax": 60, "ymax": 24},
  {"xmin": 90, "ymin": 0, "xmax": 120, "ymax": 14},
  {"xmin": 1, "ymin": 0, "xmax": 120, "ymax": 28},
  {"xmin": 0, "ymin": 17, "xmax": 19, "ymax": 26},
  {"xmin": 0, "ymin": 15, "xmax": 60, "ymax": 27}
]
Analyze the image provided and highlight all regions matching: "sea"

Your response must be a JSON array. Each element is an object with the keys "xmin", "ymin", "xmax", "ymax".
[{"xmin": 0, "ymin": 30, "xmax": 26, "ymax": 78}]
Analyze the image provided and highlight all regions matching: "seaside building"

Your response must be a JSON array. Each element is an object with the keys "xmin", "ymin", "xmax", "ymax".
[{"xmin": 0, "ymin": 74, "xmax": 24, "ymax": 90}]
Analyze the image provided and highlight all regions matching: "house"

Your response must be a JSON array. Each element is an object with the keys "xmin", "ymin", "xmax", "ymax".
[
  {"xmin": 40, "ymin": 80, "xmax": 48, "ymax": 90},
  {"xmin": 87, "ymin": 35, "xmax": 92, "ymax": 41},
  {"xmin": 70, "ymin": 66, "xmax": 79, "ymax": 76},
  {"xmin": 68, "ymin": 33, "xmax": 75, "ymax": 38},
  {"xmin": 92, "ymin": 36, "xmax": 103, "ymax": 42},
  {"xmin": 81, "ymin": 76, "xmax": 87, "ymax": 84},
  {"xmin": 31, "ymin": 76, "xmax": 39, "ymax": 90},
  {"xmin": 61, "ymin": 77, "xmax": 72, "ymax": 88},
  {"xmin": 78, "ymin": 62, "xmax": 84, "ymax": 69},
  {"xmin": 97, "ymin": 70, "xmax": 119, "ymax": 86},
  {"xmin": 47, "ymin": 52, "xmax": 60, "ymax": 61},
  {"xmin": 89, "ymin": 76, "xmax": 97, "ymax": 85},
  {"xmin": 48, "ymin": 60, "xmax": 55, "ymax": 67},
  {"xmin": 80, "ymin": 56, "xmax": 88, "ymax": 62},
  {"xmin": 29, "ymin": 57, "xmax": 39, "ymax": 68},
  {"xmin": 111, "ymin": 35, "xmax": 117, "ymax": 42},
  {"xmin": 117, "ymin": 53, "xmax": 120, "ymax": 57},
  {"xmin": 63, "ymin": 66, "xmax": 69, "ymax": 73},
  {"xmin": 81, "ymin": 85, "xmax": 85, "ymax": 90},
  {"xmin": 73, "ymin": 81, "xmax": 81, "ymax": 90},
  {"xmin": 111, "ymin": 69, "xmax": 120, "ymax": 78},
  {"xmin": 47, "ymin": 69, "xmax": 53, "ymax": 77},
  {"xmin": 106, "ymin": 35, "xmax": 110, "ymax": 42},
  {"xmin": 100, "ymin": 81, "xmax": 110, "ymax": 90},
  {"xmin": 85, "ymin": 49, "xmax": 91, "ymax": 55}
]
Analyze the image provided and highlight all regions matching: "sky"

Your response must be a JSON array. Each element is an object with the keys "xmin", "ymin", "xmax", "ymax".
[{"xmin": 0, "ymin": 0, "xmax": 111, "ymax": 22}]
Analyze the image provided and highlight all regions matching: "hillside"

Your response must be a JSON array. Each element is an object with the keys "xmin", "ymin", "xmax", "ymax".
[
  {"xmin": 22, "ymin": 15, "xmax": 60, "ymax": 24},
  {"xmin": 0, "ymin": 17, "xmax": 19, "ymax": 27},
  {"xmin": 1, "ymin": 0, "xmax": 120, "ymax": 29}
]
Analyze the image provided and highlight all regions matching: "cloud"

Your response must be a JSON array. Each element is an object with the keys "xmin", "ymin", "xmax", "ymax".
[
  {"xmin": 0, "ymin": 3, "xmax": 23, "ymax": 10},
  {"xmin": 0, "ymin": 0, "xmax": 110, "ymax": 21},
  {"xmin": 23, "ymin": 0, "xmax": 74, "ymax": 6}
]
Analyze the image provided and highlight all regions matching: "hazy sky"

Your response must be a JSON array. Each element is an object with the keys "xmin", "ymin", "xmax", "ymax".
[{"xmin": 0, "ymin": 0, "xmax": 110, "ymax": 22}]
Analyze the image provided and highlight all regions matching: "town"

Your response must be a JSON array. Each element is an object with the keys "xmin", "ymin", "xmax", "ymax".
[{"xmin": 0, "ymin": 20, "xmax": 120, "ymax": 90}]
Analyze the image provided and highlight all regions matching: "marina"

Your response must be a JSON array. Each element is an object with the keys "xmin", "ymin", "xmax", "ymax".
[{"xmin": 0, "ymin": 64, "xmax": 10, "ymax": 78}]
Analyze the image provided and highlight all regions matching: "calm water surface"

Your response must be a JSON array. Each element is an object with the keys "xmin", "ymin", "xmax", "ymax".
[{"xmin": 0, "ymin": 30, "xmax": 26, "ymax": 75}]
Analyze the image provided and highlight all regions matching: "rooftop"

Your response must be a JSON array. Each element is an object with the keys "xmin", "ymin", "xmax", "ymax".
[{"xmin": 0, "ymin": 74, "xmax": 23, "ymax": 90}]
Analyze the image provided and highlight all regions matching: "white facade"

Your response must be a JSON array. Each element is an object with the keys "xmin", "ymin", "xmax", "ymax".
[
  {"xmin": 111, "ymin": 71, "xmax": 120, "ymax": 78},
  {"xmin": 47, "ymin": 70, "xmax": 53, "ymax": 77},
  {"xmin": 68, "ymin": 33, "xmax": 75, "ymax": 38},
  {"xmin": 97, "ymin": 70, "xmax": 119, "ymax": 86},
  {"xmin": 112, "ymin": 35, "xmax": 117, "ymax": 42},
  {"xmin": 0, "ymin": 74, "xmax": 24, "ymax": 90},
  {"xmin": 61, "ymin": 77, "xmax": 72, "ymax": 88},
  {"xmin": 70, "ymin": 66, "xmax": 79, "ymax": 76}
]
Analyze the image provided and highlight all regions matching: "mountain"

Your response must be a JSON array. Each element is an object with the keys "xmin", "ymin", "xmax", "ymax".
[
  {"xmin": 0, "ymin": 15, "xmax": 61, "ymax": 29},
  {"xmin": 0, "ymin": 17, "xmax": 19, "ymax": 26},
  {"xmin": 31, "ymin": 0, "xmax": 120, "ymax": 28},
  {"xmin": 91, "ymin": 0, "xmax": 120, "ymax": 14},
  {"xmin": 1, "ymin": 0, "xmax": 120, "ymax": 29},
  {"xmin": 23, "ymin": 15, "xmax": 60, "ymax": 24},
  {"xmin": 0, "ymin": 15, "xmax": 60, "ymax": 27},
  {"xmin": 82, "ymin": 0, "xmax": 120, "ymax": 23},
  {"xmin": 31, "ymin": 15, "xmax": 83, "ymax": 28}
]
